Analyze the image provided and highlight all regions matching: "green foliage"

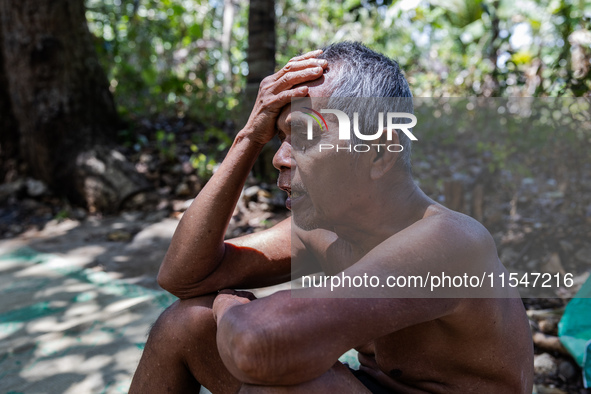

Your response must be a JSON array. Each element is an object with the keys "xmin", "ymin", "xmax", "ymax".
[
  {"xmin": 155, "ymin": 130, "xmax": 177, "ymax": 161},
  {"xmin": 86, "ymin": 0, "xmax": 247, "ymax": 121},
  {"xmin": 188, "ymin": 127, "xmax": 233, "ymax": 179},
  {"xmin": 275, "ymin": 0, "xmax": 591, "ymax": 98},
  {"xmin": 86, "ymin": 0, "xmax": 591, "ymax": 121},
  {"xmin": 54, "ymin": 209, "xmax": 70, "ymax": 221}
]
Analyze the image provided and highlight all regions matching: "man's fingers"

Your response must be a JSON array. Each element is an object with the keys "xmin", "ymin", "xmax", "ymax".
[
  {"xmin": 288, "ymin": 49, "xmax": 323, "ymax": 63},
  {"xmin": 218, "ymin": 289, "xmax": 238, "ymax": 296},
  {"xmin": 272, "ymin": 86, "xmax": 309, "ymax": 109},
  {"xmin": 276, "ymin": 58, "xmax": 327, "ymax": 80},
  {"xmin": 273, "ymin": 66, "xmax": 324, "ymax": 93},
  {"xmin": 234, "ymin": 290, "xmax": 257, "ymax": 301},
  {"xmin": 217, "ymin": 289, "xmax": 257, "ymax": 301}
]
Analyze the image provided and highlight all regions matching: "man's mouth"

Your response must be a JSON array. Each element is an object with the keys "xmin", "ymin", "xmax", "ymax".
[
  {"xmin": 288, "ymin": 187, "xmax": 307, "ymax": 208},
  {"xmin": 279, "ymin": 185, "xmax": 306, "ymax": 210},
  {"xmin": 290, "ymin": 189, "xmax": 304, "ymax": 199}
]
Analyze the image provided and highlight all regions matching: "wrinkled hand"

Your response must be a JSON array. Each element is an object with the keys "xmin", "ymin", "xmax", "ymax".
[
  {"xmin": 243, "ymin": 49, "xmax": 328, "ymax": 145},
  {"xmin": 212, "ymin": 289, "xmax": 257, "ymax": 324}
]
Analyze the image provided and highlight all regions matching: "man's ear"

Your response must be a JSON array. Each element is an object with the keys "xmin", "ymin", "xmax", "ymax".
[{"xmin": 370, "ymin": 129, "xmax": 401, "ymax": 180}]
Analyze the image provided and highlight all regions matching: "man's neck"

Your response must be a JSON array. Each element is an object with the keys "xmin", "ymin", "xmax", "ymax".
[{"xmin": 331, "ymin": 176, "xmax": 434, "ymax": 255}]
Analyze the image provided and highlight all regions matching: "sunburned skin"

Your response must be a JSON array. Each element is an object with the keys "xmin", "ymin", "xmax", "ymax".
[{"xmin": 130, "ymin": 47, "xmax": 534, "ymax": 394}]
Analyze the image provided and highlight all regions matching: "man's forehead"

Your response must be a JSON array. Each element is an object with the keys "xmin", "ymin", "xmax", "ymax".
[
  {"xmin": 277, "ymin": 74, "xmax": 335, "ymax": 130},
  {"xmin": 295, "ymin": 73, "xmax": 329, "ymax": 92},
  {"xmin": 298, "ymin": 69, "xmax": 338, "ymax": 96}
]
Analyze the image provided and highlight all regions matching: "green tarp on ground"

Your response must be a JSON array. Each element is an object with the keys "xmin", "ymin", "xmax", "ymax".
[
  {"xmin": 0, "ymin": 247, "xmax": 176, "ymax": 393},
  {"xmin": 558, "ymin": 274, "xmax": 591, "ymax": 388}
]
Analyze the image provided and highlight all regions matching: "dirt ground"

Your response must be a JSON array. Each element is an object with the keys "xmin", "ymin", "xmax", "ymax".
[{"xmin": 0, "ymin": 193, "xmax": 289, "ymax": 292}]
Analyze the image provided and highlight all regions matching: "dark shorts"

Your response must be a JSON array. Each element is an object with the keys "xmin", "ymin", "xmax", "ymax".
[{"xmin": 348, "ymin": 367, "xmax": 396, "ymax": 394}]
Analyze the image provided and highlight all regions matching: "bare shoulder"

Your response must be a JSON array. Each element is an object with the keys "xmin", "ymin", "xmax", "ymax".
[
  {"xmin": 420, "ymin": 204, "xmax": 495, "ymax": 245},
  {"xmin": 404, "ymin": 203, "xmax": 499, "ymax": 267}
]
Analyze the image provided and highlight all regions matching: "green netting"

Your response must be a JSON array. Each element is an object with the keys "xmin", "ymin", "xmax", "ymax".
[
  {"xmin": 0, "ymin": 247, "xmax": 177, "ymax": 393},
  {"xmin": 558, "ymin": 275, "xmax": 591, "ymax": 388}
]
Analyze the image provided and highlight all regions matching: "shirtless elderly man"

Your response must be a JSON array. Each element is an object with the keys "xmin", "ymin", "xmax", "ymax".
[{"xmin": 130, "ymin": 42, "xmax": 534, "ymax": 393}]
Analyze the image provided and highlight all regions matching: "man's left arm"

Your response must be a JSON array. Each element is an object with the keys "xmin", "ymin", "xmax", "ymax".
[{"xmin": 212, "ymin": 215, "xmax": 497, "ymax": 385}]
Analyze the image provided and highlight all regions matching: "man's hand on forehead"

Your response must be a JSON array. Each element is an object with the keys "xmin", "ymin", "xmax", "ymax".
[{"xmin": 242, "ymin": 49, "xmax": 328, "ymax": 146}]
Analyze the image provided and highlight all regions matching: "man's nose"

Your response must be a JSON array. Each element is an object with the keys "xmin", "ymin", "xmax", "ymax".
[{"xmin": 272, "ymin": 141, "xmax": 292, "ymax": 171}]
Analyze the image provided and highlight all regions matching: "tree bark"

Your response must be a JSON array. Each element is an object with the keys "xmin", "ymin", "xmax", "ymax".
[
  {"xmin": 0, "ymin": 15, "xmax": 19, "ymax": 183},
  {"xmin": 246, "ymin": 0, "xmax": 277, "ymax": 181},
  {"xmin": 0, "ymin": 0, "xmax": 149, "ymax": 212},
  {"xmin": 221, "ymin": 0, "xmax": 235, "ymax": 84},
  {"xmin": 247, "ymin": 0, "xmax": 275, "ymax": 93},
  {"xmin": 444, "ymin": 179, "xmax": 465, "ymax": 213}
]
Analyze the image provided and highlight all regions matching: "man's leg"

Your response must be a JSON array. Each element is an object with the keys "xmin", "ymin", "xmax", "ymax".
[
  {"xmin": 130, "ymin": 294, "xmax": 242, "ymax": 394},
  {"xmin": 131, "ymin": 295, "xmax": 373, "ymax": 394}
]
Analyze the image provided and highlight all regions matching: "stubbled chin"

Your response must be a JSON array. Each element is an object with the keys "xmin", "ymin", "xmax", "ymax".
[{"xmin": 291, "ymin": 201, "xmax": 321, "ymax": 231}]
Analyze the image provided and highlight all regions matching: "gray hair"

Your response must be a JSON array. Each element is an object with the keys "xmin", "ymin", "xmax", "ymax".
[{"xmin": 318, "ymin": 42, "xmax": 414, "ymax": 172}]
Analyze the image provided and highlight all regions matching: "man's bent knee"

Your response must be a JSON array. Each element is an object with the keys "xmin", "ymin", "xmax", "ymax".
[
  {"xmin": 148, "ymin": 293, "xmax": 218, "ymax": 344},
  {"xmin": 131, "ymin": 294, "xmax": 222, "ymax": 393}
]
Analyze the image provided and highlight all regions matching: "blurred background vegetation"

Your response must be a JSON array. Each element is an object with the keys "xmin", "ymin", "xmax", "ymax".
[{"xmin": 86, "ymin": 0, "xmax": 591, "ymax": 123}]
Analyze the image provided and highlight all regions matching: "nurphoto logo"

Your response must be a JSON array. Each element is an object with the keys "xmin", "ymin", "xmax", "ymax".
[{"xmin": 302, "ymin": 108, "xmax": 418, "ymax": 153}]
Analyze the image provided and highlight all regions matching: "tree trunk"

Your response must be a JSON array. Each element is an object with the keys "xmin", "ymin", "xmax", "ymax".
[
  {"xmin": 246, "ymin": 0, "xmax": 276, "ymax": 181},
  {"xmin": 221, "ymin": 0, "xmax": 235, "ymax": 84},
  {"xmin": 247, "ymin": 0, "xmax": 275, "ymax": 95},
  {"xmin": 0, "ymin": 0, "xmax": 149, "ymax": 212},
  {"xmin": 0, "ymin": 16, "xmax": 19, "ymax": 183},
  {"xmin": 443, "ymin": 179, "xmax": 465, "ymax": 213}
]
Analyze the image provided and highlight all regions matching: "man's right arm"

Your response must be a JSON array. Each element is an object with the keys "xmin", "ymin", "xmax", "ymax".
[{"xmin": 157, "ymin": 51, "xmax": 327, "ymax": 299}]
